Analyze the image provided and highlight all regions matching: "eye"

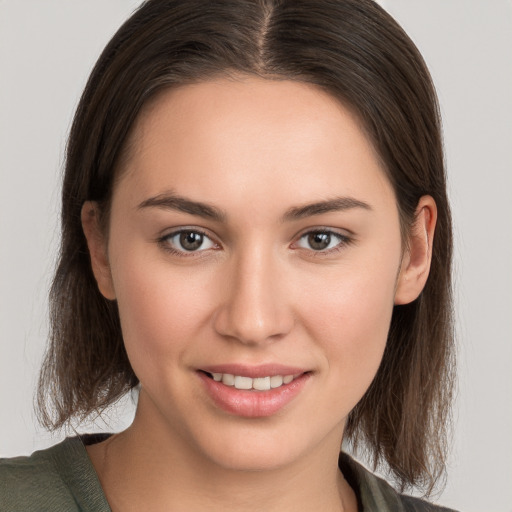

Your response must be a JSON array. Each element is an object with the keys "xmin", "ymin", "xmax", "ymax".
[
  {"xmin": 161, "ymin": 229, "xmax": 217, "ymax": 253},
  {"xmin": 295, "ymin": 230, "xmax": 350, "ymax": 252}
]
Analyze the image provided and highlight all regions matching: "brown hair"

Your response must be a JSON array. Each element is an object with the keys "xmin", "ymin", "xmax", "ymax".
[{"xmin": 38, "ymin": 0, "xmax": 454, "ymax": 495}]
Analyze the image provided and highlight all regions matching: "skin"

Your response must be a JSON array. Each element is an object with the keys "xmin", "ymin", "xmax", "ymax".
[{"xmin": 82, "ymin": 76, "xmax": 436, "ymax": 512}]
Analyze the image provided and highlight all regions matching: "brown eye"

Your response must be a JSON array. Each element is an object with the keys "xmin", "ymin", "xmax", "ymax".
[
  {"xmin": 163, "ymin": 229, "xmax": 216, "ymax": 254},
  {"xmin": 295, "ymin": 230, "xmax": 350, "ymax": 253},
  {"xmin": 307, "ymin": 232, "xmax": 331, "ymax": 250},
  {"xmin": 179, "ymin": 231, "xmax": 204, "ymax": 251}
]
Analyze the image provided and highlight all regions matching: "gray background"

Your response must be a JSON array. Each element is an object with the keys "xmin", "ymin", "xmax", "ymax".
[{"xmin": 1, "ymin": 2, "xmax": 511, "ymax": 511}]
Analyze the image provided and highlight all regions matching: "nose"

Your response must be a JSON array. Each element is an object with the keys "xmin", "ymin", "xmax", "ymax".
[{"xmin": 213, "ymin": 248, "xmax": 294, "ymax": 346}]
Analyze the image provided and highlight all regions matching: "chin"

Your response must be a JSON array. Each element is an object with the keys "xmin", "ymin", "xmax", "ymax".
[
  {"xmin": 189, "ymin": 421, "xmax": 321, "ymax": 473},
  {"xmin": 206, "ymin": 443, "xmax": 299, "ymax": 472}
]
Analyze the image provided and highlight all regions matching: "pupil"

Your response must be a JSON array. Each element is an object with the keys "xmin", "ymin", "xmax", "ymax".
[
  {"xmin": 180, "ymin": 231, "xmax": 203, "ymax": 251},
  {"xmin": 308, "ymin": 232, "xmax": 330, "ymax": 250}
]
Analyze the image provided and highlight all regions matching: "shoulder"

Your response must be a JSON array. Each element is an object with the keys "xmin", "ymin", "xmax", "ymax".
[
  {"xmin": 339, "ymin": 453, "xmax": 459, "ymax": 512},
  {"xmin": 0, "ymin": 442, "xmax": 79, "ymax": 511},
  {"xmin": 399, "ymin": 494, "xmax": 458, "ymax": 512},
  {"xmin": 0, "ymin": 436, "xmax": 110, "ymax": 512}
]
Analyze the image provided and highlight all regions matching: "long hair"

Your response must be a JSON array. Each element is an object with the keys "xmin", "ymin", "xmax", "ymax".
[{"xmin": 38, "ymin": 0, "xmax": 454, "ymax": 495}]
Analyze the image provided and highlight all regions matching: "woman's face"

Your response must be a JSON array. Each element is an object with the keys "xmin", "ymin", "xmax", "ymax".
[{"xmin": 88, "ymin": 76, "xmax": 418, "ymax": 471}]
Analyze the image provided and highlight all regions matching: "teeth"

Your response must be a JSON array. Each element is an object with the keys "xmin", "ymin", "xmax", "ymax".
[
  {"xmin": 234, "ymin": 376, "xmax": 253, "ymax": 390},
  {"xmin": 222, "ymin": 373, "xmax": 235, "ymax": 386},
  {"xmin": 270, "ymin": 375, "xmax": 283, "ymax": 388},
  {"xmin": 253, "ymin": 377, "xmax": 271, "ymax": 391},
  {"xmin": 211, "ymin": 373, "xmax": 299, "ymax": 391}
]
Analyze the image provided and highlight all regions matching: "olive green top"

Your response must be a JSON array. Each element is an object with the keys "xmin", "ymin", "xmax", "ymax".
[{"xmin": 0, "ymin": 435, "xmax": 458, "ymax": 512}]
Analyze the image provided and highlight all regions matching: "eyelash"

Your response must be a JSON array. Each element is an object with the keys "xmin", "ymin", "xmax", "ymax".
[
  {"xmin": 157, "ymin": 228, "xmax": 353, "ymax": 257},
  {"xmin": 157, "ymin": 228, "xmax": 219, "ymax": 257},
  {"xmin": 294, "ymin": 229, "xmax": 354, "ymax": 256}
]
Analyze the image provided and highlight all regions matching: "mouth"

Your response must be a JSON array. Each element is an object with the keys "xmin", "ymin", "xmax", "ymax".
[
  {"xmin": 197, "ymin": 366, "xmax": 311, "ymax": 417},
  {"xmin": 200, "ymin": 371, "xmax": 303, "ymax": 391}
]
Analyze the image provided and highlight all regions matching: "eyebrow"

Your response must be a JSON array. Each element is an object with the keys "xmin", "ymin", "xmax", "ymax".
[
  {"xmin": 137, "ymin": 192, "xmax": 371, "ymax": 223},
  {"xmin": 282, "ymin": 196, "xmax": 372, "ymax": 221},
  {"xmin": 137, "ymin": 192, "xmax": 227, "ymax": 222}
]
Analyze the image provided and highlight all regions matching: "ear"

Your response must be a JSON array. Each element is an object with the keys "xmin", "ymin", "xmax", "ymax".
[
  {"xmin": 81, "ymin": 201, "xmax": 116, "ymax": 300},
  {"xmin": 394, "ymin": 195, "xmax": 437, "ymax": 305}
]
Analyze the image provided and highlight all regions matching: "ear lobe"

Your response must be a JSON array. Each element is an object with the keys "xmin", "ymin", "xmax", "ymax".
[
  {"xmin": 394, "ymin": 195, "xmax": 437, "ymax": 305},
  {"xmin": 81, "ymin": 201, "xmax": 116, "ymax": 300}
]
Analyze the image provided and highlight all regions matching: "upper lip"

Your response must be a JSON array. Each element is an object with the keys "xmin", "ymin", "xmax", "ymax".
[{"xmin": 199, "ymin": 364, "xmax": 309, "ymax": 378}]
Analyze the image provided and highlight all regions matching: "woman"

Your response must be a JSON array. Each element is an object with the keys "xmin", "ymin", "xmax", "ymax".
[{"xmin": 0, "ymin": 0, "xmax": 456, "ymax": 510}]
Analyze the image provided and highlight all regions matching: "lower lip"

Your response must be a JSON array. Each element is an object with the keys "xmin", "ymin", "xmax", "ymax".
[{"xmin": 198, "ymin": 372, "xmax": 310, "ymax": 418}]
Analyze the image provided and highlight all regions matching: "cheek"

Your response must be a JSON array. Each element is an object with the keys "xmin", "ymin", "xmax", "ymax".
[
  {"xmin": 109, "ymin": 250, "xmax": 215, "ymax": 377},
  {"xmin": 301, "ymin": 257, "xmax": 397, "ymax": 340},
  {"xmin": 298, "ymin": 259, "xmax": 398, "ymax": 401}
]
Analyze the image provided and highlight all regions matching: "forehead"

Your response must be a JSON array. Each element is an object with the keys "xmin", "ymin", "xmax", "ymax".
[{"xmin": 115, "ymin": 76, "xmax": 395, "ymax": 216}]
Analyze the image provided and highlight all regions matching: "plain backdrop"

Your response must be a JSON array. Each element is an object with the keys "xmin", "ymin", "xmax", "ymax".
[{"xmin": 1, "ymin": 2, "xmax": 511, "ymax": 511}]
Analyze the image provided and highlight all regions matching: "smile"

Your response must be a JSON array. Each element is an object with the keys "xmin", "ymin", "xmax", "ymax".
[
  {"xmin": 206, "ymin": 372, "xmax": 300, "ymax": 391},
  {"xmin": 198, "ymin": 367, "xmax": 311, "ymax": 417}
]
